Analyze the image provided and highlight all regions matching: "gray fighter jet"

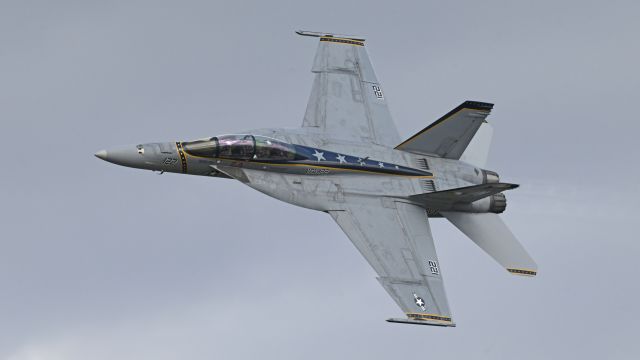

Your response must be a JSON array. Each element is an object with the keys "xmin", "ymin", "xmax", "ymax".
[{"xmin": 96, "ymin": 31, "xmax": 536, "ymax": 327}]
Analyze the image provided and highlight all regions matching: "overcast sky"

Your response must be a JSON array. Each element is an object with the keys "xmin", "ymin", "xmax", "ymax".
[{"xmin": 2, "ymin": 0, "xmax": 639, "ymax": 359}]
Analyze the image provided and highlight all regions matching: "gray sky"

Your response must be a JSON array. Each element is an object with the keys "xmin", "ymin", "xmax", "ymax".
[{"xmin": 2, "ymin": 0, "xmax": 639, "ymax": 359}]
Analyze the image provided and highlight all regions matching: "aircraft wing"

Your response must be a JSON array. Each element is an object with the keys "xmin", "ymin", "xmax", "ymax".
[
  {"xmin": 297, "ymin": 31, "xmax": 401, "ymax": 147},
  {"xmin": 328, "ymin": 199, "xmax": 455, "ymax": 326}
]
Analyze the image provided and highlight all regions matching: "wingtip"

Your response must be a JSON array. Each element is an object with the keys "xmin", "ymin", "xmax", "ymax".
[
  {"xmin": 463, "ymin": 100, "xmax": 494, "ymax": 110},
  {"xmin": 294, "ymin": 30, "xmax": 365, "ymax": 41},
  {"xmin": 386, "ymin": 317, "xmax": 456, "ymax": 327},
  {"xmin": 507, "ymin": 268, "xmax": 538, "ymax": 277}
]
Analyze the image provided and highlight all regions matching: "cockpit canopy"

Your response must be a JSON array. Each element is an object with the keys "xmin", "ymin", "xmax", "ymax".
[{"xmin": 182, "ymin": 135, "xmax": 297, "ymax": 161}]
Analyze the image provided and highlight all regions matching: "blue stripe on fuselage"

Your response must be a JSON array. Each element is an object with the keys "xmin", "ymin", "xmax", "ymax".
[{"xmin": 289, "ymin": 144, "xmax": 431, "ymax": 176}]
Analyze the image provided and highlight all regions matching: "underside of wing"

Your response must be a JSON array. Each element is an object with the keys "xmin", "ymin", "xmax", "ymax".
[
  {"xmin": 328, "ymin": 199, "xmax": 454, "ymax": 327},
  {"xmin": 297, "ymin": 31, "xmax": 401, "ymax": 147}
]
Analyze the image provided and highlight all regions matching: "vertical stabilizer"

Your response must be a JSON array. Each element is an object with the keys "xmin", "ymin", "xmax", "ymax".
[
  {"xmin": 459, "ymin": 122, "xmax": 493, "ymax": 168},
  {"xmin": 395, "ymin": 101, "xmax": 492, "ymax": 159}
]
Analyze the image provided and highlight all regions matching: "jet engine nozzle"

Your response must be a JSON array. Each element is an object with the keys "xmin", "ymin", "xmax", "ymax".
[
  {"xmin": 452, "ymin": 193, "xmax": 507, "ymax": 214},
  {"xmin": 489, "ymin": 193, "xmax": 507, "ymax": 213}
]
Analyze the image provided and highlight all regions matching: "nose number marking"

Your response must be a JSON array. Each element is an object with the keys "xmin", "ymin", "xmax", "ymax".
[{"xmin": 163, "ymin": 158, "xmax": 178, "ymax": 165}]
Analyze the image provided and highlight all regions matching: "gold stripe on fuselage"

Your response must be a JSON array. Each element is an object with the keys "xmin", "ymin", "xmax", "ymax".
[{"xmin": 175, "ymin": 142, "xmax": 188, "ymax": 173}]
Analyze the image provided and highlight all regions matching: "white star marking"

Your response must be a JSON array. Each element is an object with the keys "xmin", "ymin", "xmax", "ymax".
[
  {"xmin": 378, "ymin": 162, "xmax": 385, "ymax": 168},
  {"xmin": 395, "ymin": 165, "xmax": 399, "ymax": 169},
  {"xmin": 312, "ymin": 150, "xmax": 325, "ymax": 162},
  {"xmin": 413, "ymin": 293, "xmax": 426, "ymax": 311},
  {"xmin": 336, "ymin": 154, "xmax": 347, "ymax": 164},
  {"xmin": 357, "ymin": 158, "xmax": 366, "ymax": 166}
]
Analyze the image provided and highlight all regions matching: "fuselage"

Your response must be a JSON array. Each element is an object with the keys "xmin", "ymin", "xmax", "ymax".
[{"xmin": 96, "ymin": 129, "xmax": 491, "ymax": 211}]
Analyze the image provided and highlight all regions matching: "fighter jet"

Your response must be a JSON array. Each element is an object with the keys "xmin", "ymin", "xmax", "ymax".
[{"xmin": 95, "ymin": 30, "xmax": 537, "ymax": 327}]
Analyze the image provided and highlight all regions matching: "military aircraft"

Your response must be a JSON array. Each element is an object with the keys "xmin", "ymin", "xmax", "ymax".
[{"xmin": 95, "ymin": 30, "xmax": 537, "ymax": 327}]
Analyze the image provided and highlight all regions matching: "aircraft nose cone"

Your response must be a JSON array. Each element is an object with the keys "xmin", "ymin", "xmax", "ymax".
[
  {"xmin": 95, "ymin": 149, "xmax": 108, "ymax": 160},
  {"xmin": 94, "ymin": 145, "xmax": 147, "ymax": 169}
]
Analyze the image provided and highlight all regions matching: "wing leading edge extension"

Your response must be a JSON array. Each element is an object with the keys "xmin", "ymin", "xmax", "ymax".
[
  {"xmin": 297, "ymin": 30, "xmax": 401, "ymax": 147},
  {"xmin": 328, "ymin": 200, "xmax": 455, "ymax": 327}
]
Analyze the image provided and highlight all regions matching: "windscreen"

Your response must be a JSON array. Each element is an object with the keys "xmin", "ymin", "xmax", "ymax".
[
  {"xmin": 182, "ymin": 135, "xmax": 298, "ymax": 161},
  {"xmin": 182, "ymin": 138, "xmax": 218, "ymax": 157}
]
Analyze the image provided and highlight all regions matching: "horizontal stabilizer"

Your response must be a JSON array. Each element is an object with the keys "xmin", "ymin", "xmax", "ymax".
[
  {"xmin": 396, "ymin": 101, "xmax": 493, "ymax": 158},
  {"xmin": 442, "ymin": 212, "xmax": 537, "ymax": 276},
  {"xmin": 409, "ymin": 183, "xmax": 518, "ymax": 210}
]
